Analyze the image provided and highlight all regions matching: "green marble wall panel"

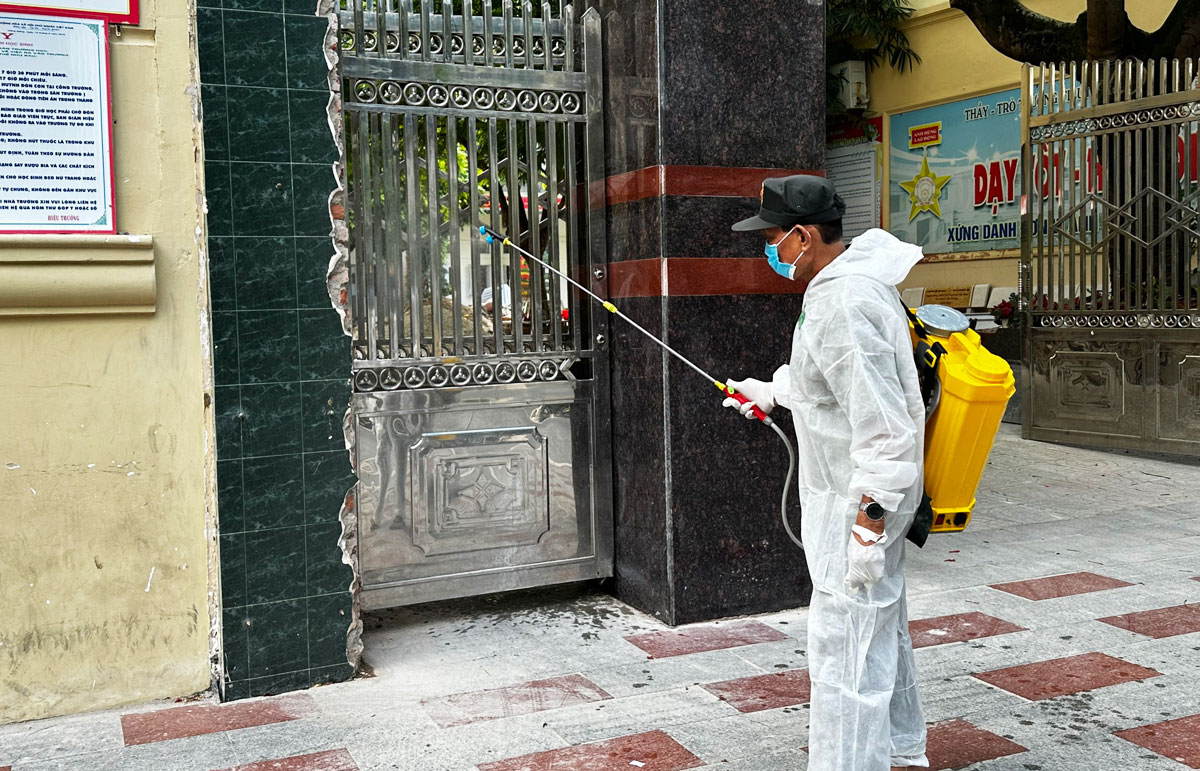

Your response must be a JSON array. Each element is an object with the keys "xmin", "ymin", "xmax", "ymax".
[{"xmin": 197, "ymin": 0, "xmax": 356, "ymax": 700}]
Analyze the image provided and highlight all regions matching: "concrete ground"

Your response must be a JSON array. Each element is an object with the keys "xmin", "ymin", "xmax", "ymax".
[{"xmin": 4, "ymin": 425, "xmax": 1200, "ymax": 770}]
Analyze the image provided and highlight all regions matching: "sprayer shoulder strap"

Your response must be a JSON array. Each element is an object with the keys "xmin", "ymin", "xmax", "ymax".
[{"xmin": 904, "ymin": 305, "xmax": 947, "ymax": 411}]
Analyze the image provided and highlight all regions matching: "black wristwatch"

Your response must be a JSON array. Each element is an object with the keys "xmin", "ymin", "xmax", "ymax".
[{"xmin": 858, "ymin": 500, "xmax": 887, "ymax": 520}]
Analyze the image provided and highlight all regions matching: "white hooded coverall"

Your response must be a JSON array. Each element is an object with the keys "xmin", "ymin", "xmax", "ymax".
[{"xmin": 771, "ymin": 229, "xmax": 928, "ymax": 769}]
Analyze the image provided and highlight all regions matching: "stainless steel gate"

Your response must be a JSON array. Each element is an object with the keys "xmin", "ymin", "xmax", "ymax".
[
  {"xmin": 1022, "ymin": 60, "xmax": 1200, "ymax": 455},
  {"xmin": 337, "ymin": 1, "xmax": 611, "ymax": 609}
]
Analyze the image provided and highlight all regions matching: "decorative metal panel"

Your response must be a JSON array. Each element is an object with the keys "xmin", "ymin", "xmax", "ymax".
[
  {"xmin": 1155, "ymin": 345, "xmax": 1200, "ymax": 442},
  {"xmin": 1022, "ymin": 59, "xmax": 1200, "ymax": 454},
  {"xmin": 409, "ymin": 427, "xmax": 550, "ymax": 556},
  {"xmin": 1028, "ymin": 333, "xmax": 1143, "ymax": 439},
  {"xmin": 338, "ymin": 1, "xmax": 612, "ymax": 607}
]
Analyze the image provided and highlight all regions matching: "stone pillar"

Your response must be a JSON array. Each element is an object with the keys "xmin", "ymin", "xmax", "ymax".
[{"xmin": 589, "ymin": 0, "xmax": 825, "ymax": 624}]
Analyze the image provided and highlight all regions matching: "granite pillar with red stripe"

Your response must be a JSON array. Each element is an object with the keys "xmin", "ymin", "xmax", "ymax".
[{"xmin": 585, "ymin": 0, "xmax": 825, "ymax": 623}]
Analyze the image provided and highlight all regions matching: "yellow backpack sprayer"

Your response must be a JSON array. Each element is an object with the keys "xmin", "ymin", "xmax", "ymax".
[
  {"xmin": 906, "ymin": 305, "xmax": 1016, "ymax": 534},
  {"xmin": 479, "ymin": 226, "xmax": 1014, "ymax": 549}
]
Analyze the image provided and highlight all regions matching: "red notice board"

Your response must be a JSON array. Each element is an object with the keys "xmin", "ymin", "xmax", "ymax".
[{"xmin": 0, "ymin": 1, "xmax": 137, "ymax": 25}]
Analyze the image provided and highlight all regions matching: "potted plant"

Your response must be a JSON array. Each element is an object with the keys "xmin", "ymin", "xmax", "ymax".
[{"xmin": 981, "ymin": 292, "xmax": 1022, "ymax": 361}]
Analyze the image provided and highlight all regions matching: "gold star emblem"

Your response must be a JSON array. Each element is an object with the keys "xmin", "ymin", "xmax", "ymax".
[{"xmin": 898, "ymin": 153, "xmax": 952, "ymax": 222}]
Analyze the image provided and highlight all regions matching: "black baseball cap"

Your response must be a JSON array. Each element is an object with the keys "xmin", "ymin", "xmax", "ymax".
[{"xmin": 731, "ymin": 174, "xmax": 846, "ymax": 231}]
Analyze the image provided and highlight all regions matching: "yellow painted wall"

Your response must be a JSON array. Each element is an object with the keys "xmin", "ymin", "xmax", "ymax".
[
  {"xmin": 0, "ymin": 0, "xmax": 214, "ymax": 723},
  {"xmin": 872, "ymin": 0, "xmax": 1178, "ymax": 292}
]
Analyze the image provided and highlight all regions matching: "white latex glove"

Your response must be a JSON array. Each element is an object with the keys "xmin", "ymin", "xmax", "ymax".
[
  {"xmin": 845, "ymin": 524, "xmax": 888, "ymax": 595},
  {"xmin": 721, "ymin": 377, "xmax": 776, "ymax": 420}
]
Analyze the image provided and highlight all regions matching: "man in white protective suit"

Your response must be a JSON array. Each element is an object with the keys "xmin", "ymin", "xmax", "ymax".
[{"xmin": 725, "ymin": 175, "xmax": 929, "ymax": 771}]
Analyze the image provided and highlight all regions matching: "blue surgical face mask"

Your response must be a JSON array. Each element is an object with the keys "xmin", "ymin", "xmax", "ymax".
[{"xmin": 764, "ymin": 227, "xmax": 804, "ymax": 280}]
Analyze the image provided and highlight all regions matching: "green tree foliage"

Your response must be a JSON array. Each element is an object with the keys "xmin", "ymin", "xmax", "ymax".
[
  {"xmin": 951, "ymin": 0, "xmax": 1200, "ymax": 63},
  {"xmin": 826, "ymin": 0, "xmax": 920, "ymax": 116}
]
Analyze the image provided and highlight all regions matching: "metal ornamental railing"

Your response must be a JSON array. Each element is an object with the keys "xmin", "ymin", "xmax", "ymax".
[
  {"xmin": 1023, "ymin": 59, "xmax": 1200, "ymax": 331},
  {"xmin": 338, "ymin": 0, "xmax": 602, "ymax": 392}
]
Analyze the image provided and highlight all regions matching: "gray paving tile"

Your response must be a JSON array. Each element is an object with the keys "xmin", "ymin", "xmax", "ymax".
[
  {"xmin": 667, "ymin": 708, "xmax": 808, "ymax": 762},
  {"xmin": 0, "ymin": 709, "xmax": 124, "ymax": 766},
  {"xmin": 542, "ymin": 685, "xmax": 736, "ymax": 745},
  {"xmin": 582, "ymin": 646, "xmax": 767, "ymax": 699}
]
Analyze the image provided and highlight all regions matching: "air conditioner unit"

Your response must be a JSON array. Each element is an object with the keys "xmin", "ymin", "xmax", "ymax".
[{"xmin": 830, "ymin": 60, "xmax": 869, "ymax": 110}]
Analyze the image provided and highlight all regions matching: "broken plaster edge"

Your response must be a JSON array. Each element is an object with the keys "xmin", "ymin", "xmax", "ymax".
[
  {"xmin": 317, "ymin": 0, "xmax": 365, "ymax": 674},
  {"xmin": 187, "ymin": 0, "xmax": 225, "ymax": 701}
]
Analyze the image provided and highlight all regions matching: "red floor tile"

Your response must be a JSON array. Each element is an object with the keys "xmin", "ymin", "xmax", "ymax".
[
  {"xmin": 990, "ymin": 571, "xmax": 1134, "ymax": 600},
  {"xmin": 701, "ymin": 669, "xmax": 810, "ymax": 713},
  {"xmin": 623, "ymin": 620, "xmax": 788, "ymax": 659},
  {"xmin": 476, "ymin": 730, "xmax": 704, "ymax": 771},
  {"xmin": 909, "ymin": 612, "xmax": 1026, "ymax": 649},
  {"xmin": 213, "ymin": 749, "xmax": 358, "ymax": 771},
  {"xmin": 1115, "ymin": 713, "xmax": 1200, "ymax": 768},
  {"xmin": 421, "ymin": 674, "xmax": 611, "ymax": 728},
  {"xmin": 925, "ymin": 719, "xmax": 1026, "ymax": 770},
  {"xmin": 122, "ymin": 693, "xmax": 317, "ymax": 746},
  {"xmin": 973, "ymin": 652, "xmax": 1161, "ymax": 701},
  {"xmin": 1098, "ymin": 603, "xmax": 1200, "ymax": 639}
]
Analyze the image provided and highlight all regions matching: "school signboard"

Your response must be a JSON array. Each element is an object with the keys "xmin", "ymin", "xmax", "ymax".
[
  {"xmin": 0, "ymin": 1, "xmax": 137, "ymax": 25},
  {"xmin": 889, "ymin": 89, "xmax": 1022, "ymax": 255}
]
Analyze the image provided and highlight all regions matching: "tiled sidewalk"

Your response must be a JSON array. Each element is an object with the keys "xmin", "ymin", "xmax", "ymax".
[{"xmin": 4, "ymin": 426, "xmax": 1200, "ymax": 770}]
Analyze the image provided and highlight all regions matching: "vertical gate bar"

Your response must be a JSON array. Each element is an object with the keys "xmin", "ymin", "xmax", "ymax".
[
  {"xmin": 563, "ymin": 4, "xmax": 579, "ymax": 353},
  {"xmin": 1020, "ymin": 63, "xmax": 1032, "ymax": 324},
  {"xmin": 1051, "ymin": 63, "xmax": 1060, "ymax": 307},
  {"xmin": 376, "ymin": 109, "xmax": 396, "ymax": 357},
  {"xmin": 388, "ymin": 113, "xmax": 404, "ymax": 357},
  {"xmin": 542, "ymin": 1, "xmax": 554, "ymax": 72},
  {"xmin": 503, "ymin": 0, "xmax": 514, "ymax": 68},
  {"xmin": 442, "ymin": 0, "xmax": 453, "ymax": 63},
  {"xmin": 582, "ymin": 10, "xmax": 604, "ymax": 358},
  {"xmin": 1037, "ymin": 63, "xmax": 1046, "ymax": 309},
  {"xmin": 1188, "ymin": 58, "xmax": 1196, "ymax": 313},
  {"xmin": 1159, "ymin": 58, "xmax": 1169, "ymax": 312},
  {"xmin": 355, "ymin": 109, "xmax": 373, "ymax": 359},
  {"xmin": 467, "ymin": 116, "xmax": 483, "ymax": 355},
  {"xmin": 1120, "ymin": 61, "xmax": 1131, "ymax": 312},
  {"xmin": 426, "ymin": 113, "xmax": 443, "ymax": 354},
  {"xmin": 405, "ymin": 112, "xmax": 423, "ymax": 350},
  {"xmin": 1171, "ymin": 58, "xmax": 1181, "ymax": 312},
  {"xmin": 363, "ymin": 111, "xmax": 379, "ymax": 358},
  {"xmin": 1136, "ymin": 60, "xmax": 1146, "ymax": 311},
  {"xmin": 347, "ymin": 109, "xmax": 363, "ymax": 356},
  {"xmin": 399, "ymin": 0, "xmax": 409, "ymax": 60},
  {"xmin": 376, "ymin": 0, "xmax": 388, "ymax": 59},
  {"xmin": 353, "ymin": 0, "xmax": 365, "ymax": 59},
  {"xmin": 1104, "ymin": 58, "xmax": 1113, "ymax": 309},
  {"xmin": 1079, "ymin": 59, "xmax": 1090, "ymax": 307},
  {"xmin": 1056, "ymin": 130, "xmax": 1064, "ymax": 309},
  {"xmin": 463, "ymin": 0, "xmax": 474, "ymax": 67},
  {"xmin": 528, "ymin": 117, "xmax": 543, "ymax": 352},
  {"xmin": 484, "ymin": 0, "xmax": 495, "ymax": 67},
  {"xmin": 507, "ymin": 117, "xmax": 524, "ymax": 353},
  {"xmin": 1052, "ymin": 62, "xmax": 1061, "ymax": 309},
  {"xmin": 546, "ymin": 114, "xmax": 563, "ymax": 352},
  {"xmin": 487, "ymin": 117, "xmax": 503, "ymax": 354},
  {"xmin": 420, "ymin": 0, "xmax": 431, "ymax": 63},
  {"xmin": 523, "ymin": 0, "xmax": 534, "ymax": 70},
  {"xmin": 564, "ymin": 3, "xmax": 574, "ymax": 74},
  {"xmin": 374, "ymin": 111, "xmax": 390, "ymax": 354},
  {"xmin": 1089, "ymin": 60, "xmax": 1100, "ymax": 310},
  {"xmin": 447, "ymin": 114, "xmax": 463, "ymax": 355},
  {"xmin": 1067, "ymin": 62, "xmax": 1077, "ymax": 312}
]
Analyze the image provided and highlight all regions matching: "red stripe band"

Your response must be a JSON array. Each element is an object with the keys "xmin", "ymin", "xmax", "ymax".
[
  {"xmin": 608, "ymin": 258, "xmax": 807, "ymax": 298},
  {"xmin": 603, "ymin": 165, "xmax": 825, "ymax": 206}
]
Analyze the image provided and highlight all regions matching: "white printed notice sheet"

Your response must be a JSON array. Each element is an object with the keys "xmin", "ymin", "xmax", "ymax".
[{"xmin": 0, "ymin": 13, "xmax": 113, "ymax": 233}]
